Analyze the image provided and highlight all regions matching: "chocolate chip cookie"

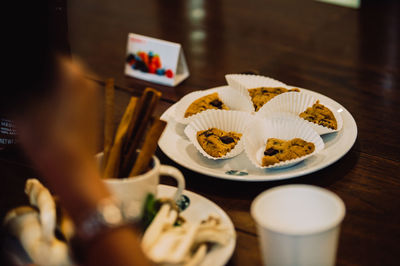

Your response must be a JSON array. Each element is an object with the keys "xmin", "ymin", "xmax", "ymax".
[
  {"xmin": 299, "ymin": 100, "xmax": 337, "ymax": 129},
  {"xmin": 197, "ymin": 128, "xmax": 242, "ymax": 158},
  {"xmin": 248, "ymin": 87, "xmax": 300, "ymax": 111},
  {"xmin": 184, "ymin": 93, "xmax": 229, "ymax": 118},
  {"xmin": 262, "ymin": 138, "xmax": 315, "ymax": 166}
]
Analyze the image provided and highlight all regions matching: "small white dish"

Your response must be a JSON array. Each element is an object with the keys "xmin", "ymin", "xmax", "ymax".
[{"xmin": 157, "ymin": 184, "xmax": 236, "ymax": 266}]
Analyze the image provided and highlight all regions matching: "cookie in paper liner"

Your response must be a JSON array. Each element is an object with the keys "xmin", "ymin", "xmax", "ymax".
[
  {"xmin": 184, "ymin": 110, "xmax": 252, "ymax": 160},
  {"xmin": 225, "ymin": 74, "xmax": 300, "ymax": 112},
  {"xmin": 243, "ymin": 114, "xmax": 324, "ymax": 169},
  {"xmin": 256, "ymin": 91, "xmax": 343, "ymax": 135},
  {"xmin": 174, "ymin": 86, "xmax": 252, "ymax": 124}
]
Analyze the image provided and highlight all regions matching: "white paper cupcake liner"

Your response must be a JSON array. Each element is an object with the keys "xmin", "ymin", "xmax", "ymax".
[
  {"xmin": 174, "ymin": 86, "xmax": 252, "ymax": 124},
  {"xmin": 184, "ymin": 110, "xmax": 253, "ymax": 160},
  {"xmin": 244, "ymin": 114, "xmax": 324, "ymax": 169},
  {"xmin": 225, "ymin": 74, "xmax": 300, "ymax": 112},
  {"xmin": 256, "ymin": 92, "xmax": 343, "ymax": 135}
]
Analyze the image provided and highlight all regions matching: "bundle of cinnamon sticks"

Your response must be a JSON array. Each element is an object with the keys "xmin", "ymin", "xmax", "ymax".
[{"xmin": 101, "ymin": 78, "xmax": 167, "ymax": 178}]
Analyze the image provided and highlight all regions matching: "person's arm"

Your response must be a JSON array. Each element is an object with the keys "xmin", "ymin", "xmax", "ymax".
[{"xmin": 15, "ymin": 57, "xmax": 152, "ymax": 266}]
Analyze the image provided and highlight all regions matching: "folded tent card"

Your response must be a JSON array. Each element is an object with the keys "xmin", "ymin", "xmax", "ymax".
[{"xmin": 125, "ymin": 33, "xmax": 190, "ymax": 87}]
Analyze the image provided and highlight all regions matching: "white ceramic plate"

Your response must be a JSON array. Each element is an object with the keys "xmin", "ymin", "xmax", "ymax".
[
  {"xmin": 157, "ymin": 184, "xmax": 236, "ymax": 266},
  {"xmin": 159, "ymin": 86, "xmax": 357, "ymax": 181},
  {"xmin": 3, "ymin": 185, "xmax": 236, "ymax": 266}
]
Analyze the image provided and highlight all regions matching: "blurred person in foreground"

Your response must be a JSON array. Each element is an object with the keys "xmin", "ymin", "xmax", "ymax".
[{"xmin": 2, "ymin": 1, "xmax": 151, "ymax": 265}]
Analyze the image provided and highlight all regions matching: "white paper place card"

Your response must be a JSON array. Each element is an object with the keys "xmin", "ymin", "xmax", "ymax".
[{"xmin": 125, "ymin": 33, "xmax": 190, "ymax": 87}]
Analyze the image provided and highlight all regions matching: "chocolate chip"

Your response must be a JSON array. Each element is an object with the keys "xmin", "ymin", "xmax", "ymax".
[
  {"xmin": 209, "ymin": 99, "xmax": 223, "ymax": 108},
  {"xmin": 200, "ymin": 129, "xmax": 214, "ymax": 137},
  {"xmin": 264, "ymin": 148, "xmax": 279, "ymax": 156},
  {"xmin": 220, "ymin": 136, "xmax": 234, "ymax": 144}
]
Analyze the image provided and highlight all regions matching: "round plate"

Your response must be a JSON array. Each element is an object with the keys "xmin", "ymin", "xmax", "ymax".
[
  {"xmin": 158, "ymin": 86, "xmax": 357, "ymax": 181},
  {"xmin": 157, "ymin": 184, "xmax": 236, "ymax": 266}
]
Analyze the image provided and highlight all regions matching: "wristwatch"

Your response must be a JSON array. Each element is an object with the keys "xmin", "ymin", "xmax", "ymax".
[
  {"xmin": 71, "ymin": 197, "xmax": 130, "ymax": 263},
  {"xmin": 76, "ymin": 197, "xmax": 125, "ymax": 242}
]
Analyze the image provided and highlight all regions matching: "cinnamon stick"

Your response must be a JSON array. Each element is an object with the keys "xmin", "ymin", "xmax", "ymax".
[
  {"xmin": 103, "ymin": 78, "xmax": 115, "ymax": 169},
  {"xmin": 120, "ymin": 88, "xmax": 162, "ymax": 177},
  {"xmin": 129, "ymin": 118, "xmax": 167, "ymax": 176},
  {"xmin": 103, "ymin": 97, "xmax": 138, "ymax": 179}
]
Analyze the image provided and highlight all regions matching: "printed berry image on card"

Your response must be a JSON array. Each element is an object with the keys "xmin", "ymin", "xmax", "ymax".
[{"xmin": 125, "ymin": 33, "xmax": 189, "ymax": 87}]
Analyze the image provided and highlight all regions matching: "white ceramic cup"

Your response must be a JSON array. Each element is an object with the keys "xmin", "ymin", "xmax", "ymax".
[
  {"xmin": 251, "ymin": 185, "xmax": 345, "ymax": 266},
  {"xmin": 96, "ymin": 153, "xmax": 185, "ymax": 220}
]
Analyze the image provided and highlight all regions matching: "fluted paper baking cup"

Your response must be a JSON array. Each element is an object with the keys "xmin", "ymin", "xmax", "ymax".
[
  {"xmin": 174, "ymin": 86, "xmax": 253, "ymax": 124},
  {"xmin": 225, "ymin": 74, "xmax": 300, "ymax": 112},
  {"xmin": 184, "ymin": 110, "xmax": 253, "ymax": 160},
  {"xmin": 244, "ymin": 114, "xmax": 324, "ymax": 169},
  {"xmin": 256, "ymin": 92, "xmax": 343, "ymax": 135}
]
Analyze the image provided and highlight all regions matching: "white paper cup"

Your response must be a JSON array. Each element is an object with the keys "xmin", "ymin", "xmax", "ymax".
[
  {"xmin": 251, "ymin": 185, "xmax": 346, "ymax": 266},
  {"xmin": 96, "ymin": 153, "xmax": 185, "ymax": 221},
  {"xmin": 184, "ymin": 109, "xmax": 252, "ymax": 160},
  {"xmin": 174, "ymin": 86, "xmax": 252, "ymax": 124},
  {"xmin": 256, "ymin": 92, "xmax": 343, "ymax": 135}
]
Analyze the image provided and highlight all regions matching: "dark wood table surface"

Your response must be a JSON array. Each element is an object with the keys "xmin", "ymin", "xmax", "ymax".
[{"xmin": 1, "ymin": 0, "xmax": 399, "ymax": 265}]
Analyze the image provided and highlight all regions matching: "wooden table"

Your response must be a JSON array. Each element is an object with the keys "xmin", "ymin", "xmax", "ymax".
[{"xmin": 1, "ymin": 0, "xmax": 399, "ymax": 265}]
